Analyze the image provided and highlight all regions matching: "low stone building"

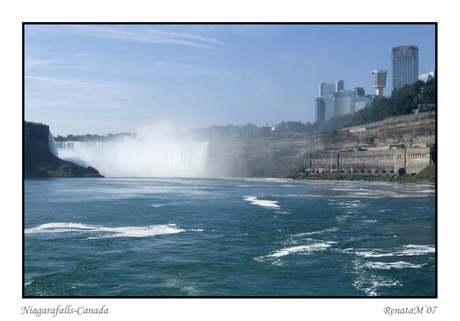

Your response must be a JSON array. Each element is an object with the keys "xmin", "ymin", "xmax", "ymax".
[{"xmin": 304, "ymin": 145, "xmax": 435, "ymax": 176}]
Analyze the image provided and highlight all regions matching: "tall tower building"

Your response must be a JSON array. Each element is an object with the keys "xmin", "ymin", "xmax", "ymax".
[
  {"xmin": 319, "ymin": 80, "xmax": 344, "ymax": 96},
  {"xmin": 391, "ymin": 45, "xmax": 419, "ymax": 90},
  {"xmin": 372, "ymin": 70, "xmax": 387, "ymax": 97},
  {"xmin": 315, "ymin": 80, "xmax": 344, "ymax": 122}
]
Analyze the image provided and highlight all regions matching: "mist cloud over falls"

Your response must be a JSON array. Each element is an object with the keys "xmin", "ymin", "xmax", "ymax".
[{"xmin": 57, "ymin": 137, "xmax": 209, "ymax": 178}]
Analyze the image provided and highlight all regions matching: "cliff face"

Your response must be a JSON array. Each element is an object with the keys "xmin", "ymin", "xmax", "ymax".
[
  {"xmin": 205, "ymin": 113, "xmax": 436, "ymax": 178},
  {"xmin": 24, "ymin": 122, "xmax": 104, "ymax": 178}
]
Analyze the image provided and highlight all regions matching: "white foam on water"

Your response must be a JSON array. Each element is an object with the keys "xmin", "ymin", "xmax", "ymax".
[
  {"xmin": 25, "ymin": 222, "xmax": 189, "ymax": 239},
  {"xmin": 267, "ymin": 242, "xmax": 336, "ymax": 258},
  {"xmin": 180, "ymin": 285, "xmax": 200, "ymax": 295},
  {"xmin": 243, "ymin": 196, "xmax": 280, "ymax": 208},
  {"xmin": 25, "ymin": 222, "xmax": 95, "ymax": 234},
  {"xmin": 364, "ymin": 261, "xmax": 425, "ymax": 270},
  {"xmin": 290, "ymin": 227, "xmax": 339, "ymax": 238},
  {"xmin": 274, "ymin": 210, "xmax": 291, "ymax": 215},
  {"xmin": 353, "ymin": 276, "xmax": 402, "ymax": 297},
  {"xmin": 355, "ymin": 244, "xmax": 435, "ymax": 258},
  {"xmin": 89, "ymin": 225, "xmax": 185, "ymax": 239},
  {"xmin": 402, "ymin": 245, "xmax": 436, "ymax": 255},
  {"xmin": 351, "ymin": 258, "xmax": 404, "ymax": 296}
]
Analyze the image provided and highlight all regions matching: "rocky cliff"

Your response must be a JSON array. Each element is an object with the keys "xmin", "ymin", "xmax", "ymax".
[
  {"xmin": 205, "ymin": 112, "xmax": 436, "ymax": 178},
  {"xmin": 24, "ymin": 122, "xmax": 104, "ymax": 178}
]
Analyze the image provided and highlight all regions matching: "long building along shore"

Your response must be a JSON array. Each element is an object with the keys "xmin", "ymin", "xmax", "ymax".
[{"xmin": 304, "ymin": 144, "xmax": 435, "ymax": 176}]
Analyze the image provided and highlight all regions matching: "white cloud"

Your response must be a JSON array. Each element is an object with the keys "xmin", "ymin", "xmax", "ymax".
[
  {"xmin": 25, "ymin": 76, "xmax": 146, "ymax": 112},
  {"xmin": 71, "ymin": 25, "xmax": 233, "ymax": 50},
  {"xmin": 25, "ymin": 58, "xmax": 63, "ymax": 68}
]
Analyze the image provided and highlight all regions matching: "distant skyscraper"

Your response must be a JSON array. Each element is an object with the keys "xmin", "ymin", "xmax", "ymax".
[
  {"xmin": 319, "ymin": 80, "xmax": 344, "ymax": 97},
  {"xmin": 315, "ymin": 80, "xmax": 344, "ymax": 122},
  {"xmin": 391, "ymin": 45, "xmax": 419, "ymax": 90},
  {"xmin": 372, "ymin": 70, "xmax": 387, "ymax": 97},
  {"xmin": 314, "ymin": 80, "xmax": 375, "ymax": 122}
]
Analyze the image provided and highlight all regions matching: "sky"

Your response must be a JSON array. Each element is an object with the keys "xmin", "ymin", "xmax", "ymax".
[{"xmin": 24, "ymin": 24, "xmax": 436, "ymax": 136}]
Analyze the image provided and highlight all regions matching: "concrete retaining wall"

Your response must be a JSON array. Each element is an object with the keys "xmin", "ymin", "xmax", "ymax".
[{"xmin": 304, "ymin": 146, "xmax": 435, "ymax": 176}]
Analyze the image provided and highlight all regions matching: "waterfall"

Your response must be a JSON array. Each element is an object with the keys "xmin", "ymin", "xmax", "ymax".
[
  {"xmin": 56, "ymin": 140, "xmax": 209, "ymax": 178},
  {"xmin": 48, "ymin": 132, "xmax": 58, "ymax": 157}
]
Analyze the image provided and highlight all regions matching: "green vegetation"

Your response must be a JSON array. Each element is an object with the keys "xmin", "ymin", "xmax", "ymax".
[
  {"xmin": 195, "ymin": 79, "xmax": 435, "ymax": 140},
  {"xmin": 55, "ymin": 79, "xmax": 435, "ymax": 143},
  {"xmin": 304, "ymin": 79, "xmax": 436, "ymax": 133},
  {"xmin": 294, "ymin": 164, "xmax": 436, "ymax": 183},
  {"xmin": 54, "ymin": 132, "xmax": 133, "ymax": 142},
  {"xmin": 226, "ymin": 153, "xmax": 307, "ymax": 178},
  {"xmin": 298, "ymin": 172, "xmax": 392, "ymax": 181},
  {"xmin": 321, "ymin": 129, "xmax": 346, "ymax": 144},
  {"xmin": 24, "ymin": 121, "xmax": 104, "ymax": 178},
  {"xmin": 393, "ymin": 164, "xmax": 436, "ymax": 183},
  {"xmin": 25, "ymin": 158, "xmax": 103, "ymax": 178},
  {"xmin": 25, "ymin": 156, "xmax": 103, "ymax": 178},
  {"xmin": 44, "ymin": 79, "xmax": 435, "ymax": 182}
]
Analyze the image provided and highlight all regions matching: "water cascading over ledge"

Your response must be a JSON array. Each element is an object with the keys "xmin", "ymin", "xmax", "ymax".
[{"xmin": 56, "ymin": 140, "xmax": 209, "ymax": 178}]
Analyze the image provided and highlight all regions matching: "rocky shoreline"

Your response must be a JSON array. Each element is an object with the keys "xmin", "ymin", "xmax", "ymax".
[
  {"xmin": 24, "ymin": 122, "xmax": 104, "ymax": 178},
  {"xmin": 289, "ymin": 163, "xmax": 436, "ymax": 184}
]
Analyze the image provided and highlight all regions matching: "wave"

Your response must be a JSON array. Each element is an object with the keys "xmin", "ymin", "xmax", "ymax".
[
  {"xmin": 290, "ymin": 227, "xmax": 339, "ymax": 238},
  {"xmin": 364, "ymin": 261, "xmax": 425, "ymax": 270},
  {"xmin": 355, "ymin": 244, "xmax": 435, "ymax": 258},
  {"xmin": 274, "ymin": 210, "xmax": 291, "ymax": 215},
  {"xmin": 150, "ymin": 204, "xmax": 166, "ymax": 208},
  {"xmin": 353, "ymin": 275, "xmax": 402, "ymax": 297},
  {"xmin": 25, "ymin": 222, "xmax": 191, "ymax": 239},
  {"xmin": 266, "ymin": 242, "xmax": 337, "ymax": 258},
  {"xmin": 243, "ymin": 196, "xmax": 280, "ymax": 208}
]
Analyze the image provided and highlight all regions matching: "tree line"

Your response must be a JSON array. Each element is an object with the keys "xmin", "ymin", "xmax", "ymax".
[
  {"xmin": 54, "ymin": 79, "xmax": 435, "ymax": 142},
  {"xmin": 191, "ymin": 78, "xmax": 435, "ymax": 138},
  {"xmin": 54, "ymin": 132, "xmax": 133, "ymax": 142}
]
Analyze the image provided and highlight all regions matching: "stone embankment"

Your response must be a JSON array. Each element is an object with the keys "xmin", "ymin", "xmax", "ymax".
[{"xmin": 206, "ymin": 112, "xmax": 436, "ymax": 178}]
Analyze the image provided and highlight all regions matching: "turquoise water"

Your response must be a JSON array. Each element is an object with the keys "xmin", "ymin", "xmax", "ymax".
[{"xmin": 24, "ymin": 178, "xmax": 436, "ymax": 297}]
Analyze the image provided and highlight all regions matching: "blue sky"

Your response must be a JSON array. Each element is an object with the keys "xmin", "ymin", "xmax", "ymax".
[{"xmin": 24, "ymin": 24, "xmax": 436, "ymax": 136}]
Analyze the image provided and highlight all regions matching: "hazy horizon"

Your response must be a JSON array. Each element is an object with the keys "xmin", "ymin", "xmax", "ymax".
[{"xmin": 24, "ymin": 24, "xmax": 436, "ymax": 137}]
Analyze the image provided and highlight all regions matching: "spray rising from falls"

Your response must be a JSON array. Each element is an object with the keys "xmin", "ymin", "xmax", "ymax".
[{"xmin": 56, "ymin": 138, "xmax": 209, "ymax": 178}]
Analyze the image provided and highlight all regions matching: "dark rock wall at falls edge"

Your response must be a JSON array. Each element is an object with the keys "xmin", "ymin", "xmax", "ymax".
[{"xmin": 24, "ymin": 121, "xmax": 104, "ymax": 178}]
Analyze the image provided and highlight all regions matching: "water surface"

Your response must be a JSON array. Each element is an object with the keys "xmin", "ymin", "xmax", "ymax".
[{"xmin": 24, "ymin": 178, "xmax": 436, "ymax": 297}]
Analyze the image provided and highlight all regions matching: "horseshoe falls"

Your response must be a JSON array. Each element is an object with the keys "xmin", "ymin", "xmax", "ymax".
[{"xmin": 56, "ymin": 140, "xmax": 209, "ymax": 178}]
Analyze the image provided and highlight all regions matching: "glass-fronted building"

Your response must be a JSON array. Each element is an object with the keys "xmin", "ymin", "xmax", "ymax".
[
  {"xmin": 315, "ymin": 80, "xmax": 344, "ymax": 122},
  {"xmin": 315, "ymin": 83, "xmax": 375, "ymax": 122},
  {"xmin": 391, "ymin": 45, "xmax": 419, "ymax": 90},
  {"xmin": 319, "ymin": 80, "xmax": 344, "ymax": 96}
]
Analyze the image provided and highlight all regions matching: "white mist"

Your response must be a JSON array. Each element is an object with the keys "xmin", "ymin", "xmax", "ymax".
[{"xmin": 56, "ymin": 125, "xmax": 209, "ymax": 178}]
